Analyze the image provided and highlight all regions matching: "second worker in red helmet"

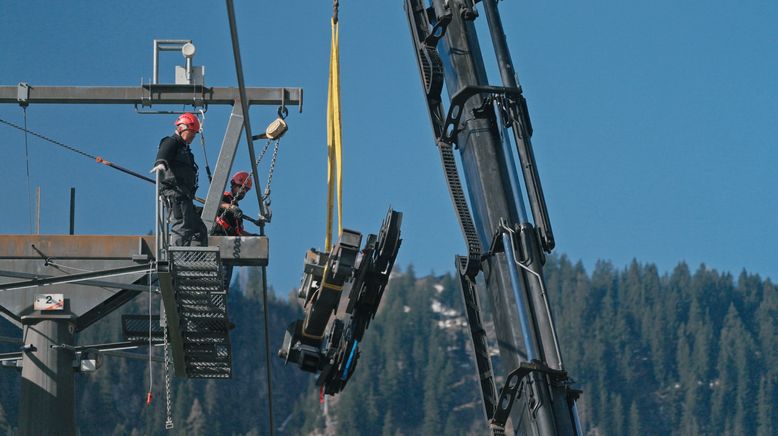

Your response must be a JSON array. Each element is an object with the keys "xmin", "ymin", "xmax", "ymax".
[
  {"xmin": 212, "ymin": 171, "xmax": 257, "ymax": 291},
  {"xmin": 213, "ymin": 171, "xmax": 257, "ymax": 237}
]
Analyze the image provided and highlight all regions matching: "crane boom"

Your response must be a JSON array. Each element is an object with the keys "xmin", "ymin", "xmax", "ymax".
[{"xmin": 404, "ymin": 1, "xmax": 582, "ymax": 434}]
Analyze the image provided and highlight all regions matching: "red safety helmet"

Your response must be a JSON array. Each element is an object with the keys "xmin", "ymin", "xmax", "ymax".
[
  {"xmin": 175, "ymin": 112, "xmax": 201, "ymax": 133},
  {"xmin": 231, "ymin": 171, "xmax": 252, "ymax": 191}
]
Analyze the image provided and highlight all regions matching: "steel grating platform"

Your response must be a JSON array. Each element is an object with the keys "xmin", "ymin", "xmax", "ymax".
[
  {"xmin": 161, "ymin": 247, "xmax": 232, "ymax": 379},
  {"xmin": 122, "ymin": 315, "xmax": 164, "ymax": 342}
]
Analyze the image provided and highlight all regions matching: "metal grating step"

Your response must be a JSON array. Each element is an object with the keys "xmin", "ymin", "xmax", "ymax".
[
  {"xmin": 180, "ymin": 295, "xmax": 226, "ymax": 304},
  {"xmin": 182, "ymin": 336, "xmax": 229, "ymax": 344},
  {"xmin": 177, "ymin": 291, "xmax": 226, "ymax": 300},
  {"xmin": 177, "ymin": 305, "xmax": 227, "ymax": 315},
  {"xmin": 187, "ymin": 368, "xmax": 231, "ymax": 378},
  {"xmin": 122, "ymin": 315, "xmax": 164, "ymax": 342},
  {"xmin": 187, "ymin": 361, "xmax": 231, "ymax": 369},
  {"xmin": 184, "ymin": 354, "xmax": 230, "ymax": 363},
  {"xmin": 165, "ymin": 246, "xmax": 233, "ymax": 379},
  {"xmin": 185, "ymin": 343, "xmax": 230, "ymax": 355},
  {"xmin": 181, "ymin": 318, "xmax": 230, "ymax": 331},
  {"xmin": 177, "ymin": 284, "xmax": 224, "ymax": 292}
]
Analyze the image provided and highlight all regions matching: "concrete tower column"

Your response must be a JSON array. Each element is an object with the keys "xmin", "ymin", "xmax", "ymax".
[{"xmin": 18, "ymin": 315, "xmax": 77, "ymax": 436}]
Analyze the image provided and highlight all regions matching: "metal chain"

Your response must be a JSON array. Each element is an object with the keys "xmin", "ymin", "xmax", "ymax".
[
  {"xmin": 216, "ymin": 138, "xmax": 276, "ymax": 220},
  {"xmin": 263, "ymin": 140, "xmax": 281, "ymax": 201},
  {"xmin": 148, "ymin": 271, "xmax": 153, "ymax": 397},
  {"xmin": 255, "ymin": 139, "xmax": 272, "ymax": 164},
  {"xmin": 163, "ymin": 322, "xmax": 174, "ymax": 430}
]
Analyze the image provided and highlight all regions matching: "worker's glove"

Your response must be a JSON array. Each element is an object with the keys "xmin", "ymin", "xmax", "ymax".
[{"xmin": 149, "ymin": 163, "xmax": 166, "ymax": 173}]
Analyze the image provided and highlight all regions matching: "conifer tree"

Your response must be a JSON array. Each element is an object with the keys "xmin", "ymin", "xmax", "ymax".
[
  {"xmin": 756, "ymin": 376, "xmax": 774, "ymax": 436},
  {"xmin": 0, "ymin": 403, "xmax": 10, "ymax": 435},
  {"xmin": 711, "ymin": 304, "xmax": 744, "ymax": 431},
  {"xmin": 185, "ymin": 398, "xmax": 206, "ymax": 436},
  {"xmin": 627, "ymin": 400, "xmax": 641, "ymax": 436}
]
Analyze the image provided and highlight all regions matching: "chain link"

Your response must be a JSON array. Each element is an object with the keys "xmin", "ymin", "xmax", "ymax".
[
  {"xmin": 255, "ymin": 139, "xmax": 272, "ymax": 164},
  {"xmin": 163, "ymin": 322, "xmax": 174, "ymax": 430},
  {"xmin": 216, "ymin": 137, "xmax": 280, "ymax": 220},
  {"xmin": 263, "ymin": 140, "xmax": 281, "ymax": 201},
  {"xmin": 147, "ymin": 272, "xmax": 154, "ymax": 402}
]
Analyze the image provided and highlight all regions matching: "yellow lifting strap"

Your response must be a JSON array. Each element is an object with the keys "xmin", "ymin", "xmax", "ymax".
[{"xmin": 325, "ymin": 15, "xmax": 343, "ymax": 252}]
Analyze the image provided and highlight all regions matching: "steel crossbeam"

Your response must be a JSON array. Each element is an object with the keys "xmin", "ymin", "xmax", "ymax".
[{"xmin": 0, "ymin": 85, "xmax": 301, "ymax": 107}]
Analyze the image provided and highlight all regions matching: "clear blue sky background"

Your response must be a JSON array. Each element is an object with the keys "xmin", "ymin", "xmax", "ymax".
[{"xmin": 1, "ymin": 1, "xmax": 776, "ymax": 295}]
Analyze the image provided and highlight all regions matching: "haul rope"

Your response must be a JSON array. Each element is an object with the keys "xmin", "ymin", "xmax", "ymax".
[
  {"xmin": 21, "ymin": 108, "xmax": 33, "ymax": 233},
  {"xmin": 198, "ymin": 109, "xmax": 213, "ymax": 182},
  {"xmin": 225, "ymin": 2, "xmax": 275, "ymax": 435},
  {"xmin": 0, "ymin": 116, "xmax": 155, "ymax": 185}
]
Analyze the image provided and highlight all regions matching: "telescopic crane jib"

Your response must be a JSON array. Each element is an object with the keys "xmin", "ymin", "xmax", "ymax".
[{"xmin": 404, "ymin": 0, "xmax": 583, "ymax": 434}]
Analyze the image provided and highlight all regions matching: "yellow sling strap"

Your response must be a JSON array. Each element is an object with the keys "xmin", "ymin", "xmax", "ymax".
[{"xmin": 325, "ymin": 15, "xmax": 343, "ymax": 252}]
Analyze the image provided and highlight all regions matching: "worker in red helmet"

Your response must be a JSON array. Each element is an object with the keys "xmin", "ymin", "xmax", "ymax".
[
  {"xmin": 212, "ymin": 171, "xmax": 257, "ymax": 291},
  {"xmin": 150, "ymin": 113, "xmax": 208, "ymax": 246},
  {"xmin": 213, "ymin": 171, "xmax": 256, "ymax": 237}
]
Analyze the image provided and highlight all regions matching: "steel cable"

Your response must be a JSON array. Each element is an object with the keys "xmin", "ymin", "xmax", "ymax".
[
  {"xmin": 0, "ymin": 116, "xmax": 156, "ymax": 185},
  {"xmin": 1, "ymin": 115, "xmax": 98, "ymax": 160},
  {"xmin": 225, "ymin": 2, "xmax": 275, "ymax": 434},
  {"xmin": 21, "ymin": 110, "xmax": 33, "ymax": 233}
]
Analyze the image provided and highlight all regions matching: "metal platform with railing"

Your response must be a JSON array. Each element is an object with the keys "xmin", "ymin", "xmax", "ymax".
[{"xmin": 162, "ymin": 247, "xmax": 231, "ymax": 378}]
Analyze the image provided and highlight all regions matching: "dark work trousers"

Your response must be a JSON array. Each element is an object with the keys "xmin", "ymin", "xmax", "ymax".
[{"xmin": 166, "ymin": 192, "xmax": 208, "ymax": 247}]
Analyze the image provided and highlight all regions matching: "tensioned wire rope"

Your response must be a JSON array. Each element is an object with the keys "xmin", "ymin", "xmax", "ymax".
[
  {"xmin": 225, "ymin": 2, "xmax": 276, "ymax": 435},
  {"xmin": 0, "ymin": 115, "xmax": 156, "ymax": 184},
  {"xmin": 21, "ymin": 108, "xmax": 34, "ymax": 233}
]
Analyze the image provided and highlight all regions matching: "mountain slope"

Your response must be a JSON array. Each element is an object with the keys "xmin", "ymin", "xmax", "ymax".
[{"xmin": 0, "ymin": 258, "xmax": 775, "ymax": 435}]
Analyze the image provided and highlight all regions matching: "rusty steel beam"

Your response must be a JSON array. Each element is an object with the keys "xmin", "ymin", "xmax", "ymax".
[
  {"xmin": 0, "ymin": 235, "xmax": 267, "ymax": 265},
  {"xmin": 0, "ymin": 235, "xmax": 155, "ymax": 259}
]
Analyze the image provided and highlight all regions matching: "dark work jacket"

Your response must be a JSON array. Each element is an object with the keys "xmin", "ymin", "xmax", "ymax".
[
  {"xmin": 154, "ymin": 134, "xmax": 199, "ymax": 198},
  {"xmin": 213, "ymin": 192, "xmax": 248, "ymax": 236}
]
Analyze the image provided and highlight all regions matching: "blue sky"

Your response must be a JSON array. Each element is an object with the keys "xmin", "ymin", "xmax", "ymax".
[{"xmin": 1, "ymin": 1, "xmax": 776, "ymax": 295}]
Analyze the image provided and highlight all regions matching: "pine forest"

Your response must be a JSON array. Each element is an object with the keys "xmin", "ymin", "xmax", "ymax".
[{"xmin": 0, "ymin": 255, "xmax": 776, "ymax": 435}]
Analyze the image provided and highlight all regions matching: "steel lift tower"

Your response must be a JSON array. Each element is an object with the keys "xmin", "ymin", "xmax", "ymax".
[
  {"xmin": 0, "ymin": 39, "xmax": 301, "ymax": 435},
  {"xmin": 405, "ymin": 1, "xmax": 582, "ymax": 434}
]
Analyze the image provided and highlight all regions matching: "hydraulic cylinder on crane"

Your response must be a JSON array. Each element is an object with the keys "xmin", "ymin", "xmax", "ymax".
[{"xmin": 404, "ymin": 1, "xmax": 582, "ymax": 434}]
